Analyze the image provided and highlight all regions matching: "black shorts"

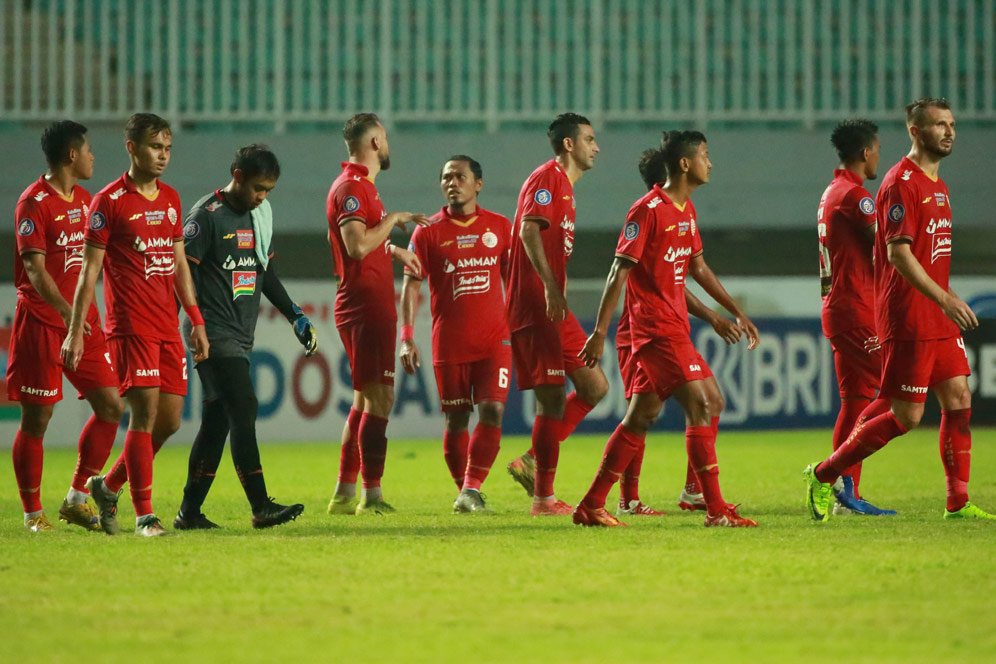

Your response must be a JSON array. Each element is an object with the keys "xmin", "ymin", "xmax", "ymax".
[{"xmin": 196, "ymin": 356, "xmax": 255, "ymax": 403}]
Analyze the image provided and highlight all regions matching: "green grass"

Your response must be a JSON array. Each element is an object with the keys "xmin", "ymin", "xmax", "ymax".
[{"xmin": 2, "ymin": 429, "xmax": 995, "ymax": 663}]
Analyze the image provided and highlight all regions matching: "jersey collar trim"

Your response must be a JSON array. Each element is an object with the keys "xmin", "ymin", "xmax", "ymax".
[{"xmin": 833, "ymin": 169, "xmax": 864, "ymax": 186}]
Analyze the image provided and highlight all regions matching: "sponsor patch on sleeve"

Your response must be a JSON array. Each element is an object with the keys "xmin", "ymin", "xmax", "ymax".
[
  {"xmin": 89, "ymin": 211, "xmax": 107, "ymax": 230},
  {"xmin": 17, "ymin": 218, "xmax": 36, "ymax": 236},
  {"xmin": 859, "ymin": 196, "xmax": 875, "ymax": 215},
  {"xmin": 533, "ymin": 189, "xmax": 552, "ymax": 206},
  {"xmin": 623, "ymin": 221, "xmax": 640, "ymax": 241},
  {"xmin": 343, "ymin": 196, "xmax": 360, "ymax": 213},
  {"xmin": 888, "ymin": 204, "xmax": 905, "ymax": 223},
  {"xmin": 183, "ymin": 220, "xmax": 200, "ymax": 239}
]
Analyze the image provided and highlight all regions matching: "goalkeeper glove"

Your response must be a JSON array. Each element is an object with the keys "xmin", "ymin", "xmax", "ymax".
[{"xmin": 291, "ymin": 305, "xmax": 318, "ymax": 356}]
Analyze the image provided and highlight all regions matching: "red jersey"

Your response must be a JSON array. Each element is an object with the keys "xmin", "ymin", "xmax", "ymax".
[
  {"xmin": 407, "ymin": 206, "xmax": 512, "ymax": 365},
  {"xmin": 326, "ymin": 162, "xmax": 394, "ymax": 327},
  {"xmin": 874, "ymin": 157, "xmax": 959, "ymax": 342},
  {"xmin": 84, "ymin": 173, "xmax": 183, "ymax": 341},
  {"xmin": 615, "ymin": 186, "xmax": 703, "ymax": 352},
  {"xmin": 818, "ymin": 169, "xmax": 877, "ymax": 338},
  {"xmin": 616, "ymin": 293, "xmax": 632, "ymax": 351},
  {"xmin": 505, "ymin": 159, "xmax": 576, "ymax": 332},
  {"xmin": 13, "ymin": 176, "xmax": 99, "ymax": 330}
]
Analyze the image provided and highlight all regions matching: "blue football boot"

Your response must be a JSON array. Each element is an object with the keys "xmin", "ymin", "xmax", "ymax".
[{"xmin": 832, "ymin": 476, "xmax": 897, "ymax": 516}]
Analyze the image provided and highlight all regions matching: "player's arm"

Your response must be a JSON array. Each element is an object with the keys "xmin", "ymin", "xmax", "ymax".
[
  {"xmin": 340, "ymin": 211, "xmax": 429, "ymax": 261},
  {"xmin": 519, "ymin": 218, "xmax": 566, "ymax": 322},
  {"xmin": 688, "ymin": 253, "xmax": 759, "ymax": 349},
  {"xmin": 399, "ymin": 274, "xmax": 423, "ymax": 374},
  {"xmin": 21, "ymin": 252, "xmax": 90, "ymax": 333},
  {"xmin": 60, "ymin": 243, "xmax": 104, "ymax": 371},
  {"xmin": 886, "ymin": 240, "xmax": 978, "ymax": 330},
  {"xmin": 172, "ymin": 240, "xmax": 210, "ymax": 362},
  {"xmin": 685, "ymin": 288, "xmax": 742, "ymax": 345},
  {"xmin": 262, "ymin": 260, "xmax": 317, "ymax": 356},
  {"xmin": 579, "ymin": 257, "xmax": 634, "ymax": 368}
]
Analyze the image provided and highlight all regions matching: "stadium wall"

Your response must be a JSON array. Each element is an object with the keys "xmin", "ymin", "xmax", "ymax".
[{"xmin": 3, "ymin": 277, "xmax": 996, "ymax": 448}]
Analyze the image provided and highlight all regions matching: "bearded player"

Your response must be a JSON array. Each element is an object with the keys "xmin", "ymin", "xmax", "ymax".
[
  {"xmin": 399, "ymin": 156, "xmax": 512, "ymax": 513},
  {"xmin": 505, "ymin": 113, "xmax": 609, "ymax": 516},
  {"xmin": 574, "ymin": 132, "xmax": 760, "ymax": 528},
  {"xmin": 8, "ymin": 121, "xmax": 123, "ymax": 533},
  {"xmin": 805, "ymin": 98, "xmax": 994, "ymax": 522}
]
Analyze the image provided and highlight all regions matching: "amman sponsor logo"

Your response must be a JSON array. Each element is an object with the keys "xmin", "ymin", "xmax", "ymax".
[
  {"xmin": 56, "ymin": 230, "xmax": 85, "ymax": 247},
  {"xmin": 900, "ymin": 384, "xmax": 928, "ymax": 395},
  {"xmin": 663, "ymin": 245, "xmax": 693, "ymax": 263},
  {"xmin": 136, "ymin": 369, "xmax": 160, "ymax": 377},
  {"xmin": 455, "ymin": 256, "xmax": 497, "ymax": 269},
  {"xmin": 21, "ymin": 385, "xmax": 58, "ymax": 397},
  {"xmin": 925, "ymin": 217, "xmax": 951, "ymax": 234}
]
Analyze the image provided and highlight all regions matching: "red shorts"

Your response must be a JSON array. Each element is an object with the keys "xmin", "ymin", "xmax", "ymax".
[
  {"xmin": 109, "ymin": 335, "xmax": 188, "ymax": 396},
  {"xmin": 879, "ymin": 336, "xmax": 970, "ymax": 403},
  {"xmin": 617, "ymin": 344, "xmax": 635, "ymax": 400},
  {"xmin": 338, "ymin": 319, "xmax": 396, "ymax": 391},
  {"xmin": 829, "ymin": 326, "xmax": 881, "ymax": 400},
  {"xmin": 511, "ymin": 311, "xmax": 588, "ymax": 390},
  {"xmin": 631, "ymin": 336, "xmax": 713, "ymax": 400},
  {"xmin": 5, "ymin": 305, "xmax": 118, "ymax": 404},
  {"xmin": 433, "ymin": 345, "xmax": 512, "ymax": 413}
]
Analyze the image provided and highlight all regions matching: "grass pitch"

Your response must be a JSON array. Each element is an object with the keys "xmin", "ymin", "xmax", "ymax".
[{"xmin": 1, "ymin": 428, "xmax": 995, "ymax": 663}]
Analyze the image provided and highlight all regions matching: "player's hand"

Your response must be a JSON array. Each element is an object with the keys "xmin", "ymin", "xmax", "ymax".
[
  {"xmin": 736, "ymin": 314, "xmax": 760, "ymax": 350},
  {"xmin": 940, "ymin": 292, "xmax": 979, "ymax": 331},
  {"xmin": 863, "ymin": 335, "xmax": 881, "ymax": 353},
  {"xmin": 544, "ymin": 286, "xmax": 567, "ymax": 323},
  {"xmin": 578, "ymin": 330, "xmax": 605, "ymax": 368},
  {"xmin": 399, "ymin": 339, "xmax": 421, "ymax": 374},
  {"xmin": 710, "ymin": 315, "xmax": 742, "ymax": 345},
  {"xmin": 58, "ymin": 306, "xmax": 91, "ymax": 335},
  {"xmin": 190, "ymin": 324, "xmax": 210, "ymax": 362},
  {"xmin": 392, "ymin": 246, "xmax": 422, "ymax": 275},
  {"xmin": 60, "ymin": 331, "xmax": 85, "ymax": 372},
  {"xmin": 293, "ymin": 315, "xmax": 318, "ymax": 356},
  {"xmin": 386, "ymin": 211, "xmax": 431, "ymax": 229}
]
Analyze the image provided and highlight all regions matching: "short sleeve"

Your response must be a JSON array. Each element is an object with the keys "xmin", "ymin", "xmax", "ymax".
[
  {"xmin": 689, "ymin": 202, "xmax": 704, "ymax": 256},
  {"xmin": 171, "ymin": 192, "xmax": 184, "ymax": 240},
  {"xmin": 844, "ymin": 187, "xmax": 877, "ymax": 230},
  {"xmin": 405, "ymin": 224, "xmax": 428, "ymax": 279},
  {"xmin": 182, "ymin": 207, "xmax": 212, "ymax": 263},
  {"xmin": 518, "ymin": 170, "xmax": 557, "ymax": 228},
  {"xmin": 877, "ymin": 181, "xmax": 918, "ymax": 244},
  {"xmin": 614, "ymin": 204, "xmax": 651, "ymax": 264},
  {"xmin": 331, "ymin": 180, "xmax": 369, "ymax": 227},
  {"xmin": 14, "ymin": 198, "xmax": 46, "ymax": 255},
  {"xmin": 84, "ymin": 193, "xmax": 112, "ymax": 248}
]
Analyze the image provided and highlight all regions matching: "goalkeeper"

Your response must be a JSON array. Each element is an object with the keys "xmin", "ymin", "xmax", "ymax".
[{"xmin": 176, "ymin": 145, "xmax": 315, "ymax": 529}]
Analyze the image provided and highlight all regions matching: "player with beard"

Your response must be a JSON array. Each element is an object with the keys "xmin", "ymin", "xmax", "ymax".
[
  {"xmin": 174, "ymin": 145, "xmax": 313, "ymax": 530},
  {"xmin": 399, "ymin": 156, "xmax": 512, "ymax": 513},
  {"xmin": 8, "ymin": 120, "xmax": 123, "ymax": 532},
  {"xmin": 573, "ymin": 131, "xmax": 760, "ymax": 528},
  {"xmin": 62, "ymin": 113, "xmax": 209, "ymax": 537},
  {"xmin": 816, "ymin": 119, "xmax": 895, "ymax": 516},
  {"xmin": 504, "ymin": 113, "xmax": 609, "ymax": 516},
  {"xmin": 805, "ymin": 98, "xmax": 994, "ymax": 522},
  {"xmin": 325, "ymin": 113, "xmax": 428, "ymax": 515}
]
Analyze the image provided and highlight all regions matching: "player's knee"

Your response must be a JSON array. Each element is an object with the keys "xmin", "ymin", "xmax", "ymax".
[
  {"xmin": 685, "ymin": 396, "xmax": 711, "ymax": 426},
  {"xmin": 891, "ymin": 405, "xmax": 922, "ymax": 431},
  {"xmin": 945, "ymin": 385, "xmax": 972, "ymax": 411},
  {"xmin": 444, "ymin": 411, "xmax": 471, "ymax": 432},
  {"xmin": 95, "ymin": 396, "xmax": 125, "ymax": 423},
  {"xmin": 535, "ymin": 388, "xmax": 566, "ymax": 417},
  {"xmin": 20, "ymin": 406, "xmax": 53, "ymax": 436},
  {"xmin": 622, "ymin": 410, "xmax": 655, "ymax": 433},
  {"xmin": 478, "ymin": 401, "xmax": 504, "ymax": 427},
  {"xmin": 577, "ymin": 373, "xmax": 609, "ymax": 405},
  {"xmin": 710, "ymin": 392, "xmax": 725, "ymax": 418}
]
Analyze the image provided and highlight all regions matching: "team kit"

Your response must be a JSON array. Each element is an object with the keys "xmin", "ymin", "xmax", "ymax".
[{"xmin": 8, "ymin": 99, "xmax": 994, "ymax": 536}]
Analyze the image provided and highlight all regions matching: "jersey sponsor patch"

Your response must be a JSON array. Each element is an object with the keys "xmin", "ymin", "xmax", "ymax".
[
  {"xmin": 533, "ymin": 189, "xmax": 552, "ymax": 205},
  {"xmin": 888, "ymin": 204, "xmax": 905, "ymax": 223},
  {"xmin": 482, "ymin": 230, "xmax": 498, "ymax": 248},
  {"xmin": 183, "ymin": 220, "xmax": 200, "ymax": 239},
  {"xmin": 623, "ymin": 221, "xmax": 640, "ymax": 240},
  {"xmin": 236, "ymin": 230, "xmax": 255, "ymax": 249},
  {"xmin": 232, "ymin": 270, "xmax": 257, "ymax": 299},
  {"xmin": 17, "ymin": 218, "xmax": 35, "ymax": 236},
  {"xmin": 89, "ymin": 211, "xmax": 107, "ymax": 230},
  {"xmin": 859, "ymin": 196, "xmax": 875, "ymax": 215},
  {"xmin": 343, "ymin": 196, "xmax": 360, "ymax": 213},
  {"xmin": 167, "ymin": 206, "xmax": 178, "ymax": 225},
  {"xmin": 453, "ymin": 270, "xmax": 490, "ymax": 299}
]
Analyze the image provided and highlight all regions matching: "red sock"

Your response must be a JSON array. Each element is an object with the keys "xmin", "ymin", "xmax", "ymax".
[
  {"xmin": 816, "ymin": 409, "xmax": 907, "ymax": 483},
  {"xmin": 104, "ymin": 452, "xmax": 127, "ymax": 493},
  {"xmin": 532, "ymin": 415, "xmax": 562, "ymax": 498},
  {"xmin": 940, "ymin": 408, "xmax": 972, "ymax": 512},
  {"xmin": 833, "ymin": 398, "xmax": 888, "ymax": 498},
  {"xmin": 463, "ymin": 423, "xmax": 501, "ymax": 491},
  {"xmin": 582, "ymin": 425, "xmax": 643, "ymax": 509},
  {"xmin": 686, "ymin": 425, "xmax": 726, "ymax": 514},
  {"xmin": 72, "ymin": 416, "xmax": 119, "ymax": 492},
  {"xmin": 12, "ymin": 430, "xmax": 44, "ymax": 513},
  {"xmin": 443, "ymin": 429, "xmax": 470, "ymax": 489},
  {"xmin": 559, "ymin": 392, "xmax": 595, "ymax": 442},
  {"xmin": 620, "ymin": 437, "xmax": 645, "ymax": 505},
  {"xmin": 338, "ymin": 407, "xmax": 362, "ymax": 484},
  {"xmin": 358, "ymin": 412, "xmax": 388, "ymax": 489},
  {"xmin": 123, "ymin": 430, "xmax": 154, "ymax": 515},
  {"xmin": 684, "ymin": 416, "xmax": 719, "ymax": 494}
]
